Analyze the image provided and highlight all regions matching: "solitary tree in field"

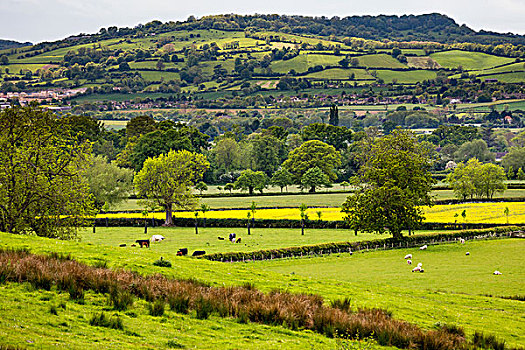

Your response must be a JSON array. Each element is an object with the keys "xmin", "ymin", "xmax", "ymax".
[
  {"xmin": 300, "ymin": 166, "xmax": 329, "ymax": 193},
  {"xmin": 224, "ymin": 182, "xmax": 234, "ymax": 194},
  {"xmin": 200, "ymin": 203, "xmax": 210, "ymax": 227},
  {"xmin": 270, "ymin": 169, "xmax": 293, "ymax": 192},
  {"xmin": 250, "ymin": 201, "xmax": 257, "ymax": 228},
  {"xmin": 0, "ymin": 106, "xmax": 95, "ymax": 238},
  {"xmin": 299, "ymin": 203, "xmax": 308, "ymax": 235},
  {"xmin": 342, "ymin": 129, "xmax": 435, "ymax": 238},
  {"xmin": 504, "ymin": 207, "xmax": 510, "ymax": 224},
  {"xmin": 234, "ymin": 169, "xmax": 267, "ymax": 195},
  {"xmin": 195, "ymin": 181, "xmax": 208, "ymax": 195},
  {"xmin": 247, "ymin": 212, "xmax": 251, "ymax": 235},
  {"xmin": 283, "ymin": 140, "xmax": 341, "ymax": 186},
  {"xmin": 134, "ymin": 150, "xmax": 209, "ymax": 226},
  {"xmin": 194, "ymin": 212, "xmax": 199, "ymax": 234}
]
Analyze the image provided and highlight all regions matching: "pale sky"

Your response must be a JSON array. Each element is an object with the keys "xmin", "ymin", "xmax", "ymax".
[{"xmin": 1, "ymin": 0, "xmax": 524, "ymax": 43}]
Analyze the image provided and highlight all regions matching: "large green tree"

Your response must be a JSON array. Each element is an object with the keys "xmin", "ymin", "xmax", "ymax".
[
  {"xmin": 301, "ymin": 123, "xmax": 352, "ymax": 150},
  {"xmin": 0, "ymin": 106, "xmax": 95, "ymax": 238},
  {"xmin": 234, "ymin": 169, "xmax": 268, "ymax": 195},
  {"xmin": 283, "ymin": 140, "xmax": 341, "ymax": 184},
  {"xmin": 300, "ymin": 167, "xmax": 329, "ymax": 193},
  {"xmin": 342, "ymin": 129, "xmax": 435, "ymax": 238},
  {"xmin": 128, "ymin": 125, "xmax": 209, "ymax": 170},
  {"xmin": 134, "ymin": 150, "xmax": 209, "ymax": 226},
  {"xmin": 82, "ymin": 155, "xmax": 134, "ymax": 210}
]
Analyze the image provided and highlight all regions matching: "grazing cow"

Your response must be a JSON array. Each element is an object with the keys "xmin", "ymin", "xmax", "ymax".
[
  {"xmin": 135, "ymin": 239, "xmax": 150, "ymax": 248},
  {"xmin": 150, "ymin": 235, "xmax": 165, "ymax": 242},
  {"xmin": 192, "ymin": 250, "xmax": 206, "ymax": 257},
  {"xmin": 420, "ymin": 245, "xmax": 427, "ymax": 250},
  {"xmin": 236, "ymin": 237, "xmax": 242, "ymax": 243},
  {"xmin": 218, "ymin": 236, "xmax": 225, "ymax": 240},
  {"xmin": 404, "ymin": 254, "xmax": 412, "ymax": 259},
  {"xmin": 493, "ymin": 270, "xmax": 502, "ymax": 275},
  {"xmin": 229, "ymin": 233, "xmax": 236, "ymax": 242},
  {"xmin": 131, "ymin": 244, "xmax": 136, "ymax": 247},
  {"xmin": 119, "ymin": 244, "xmax": 126, "ymax": 247},
  {"xmin": 177, "ymin": 248, "xmax": 188, "ymax": 256}
]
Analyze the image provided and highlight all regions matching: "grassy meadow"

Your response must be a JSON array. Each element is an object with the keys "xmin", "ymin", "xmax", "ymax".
[
  {"xmin": 0, "ymin": 232, "xmax": 523, "ymax": 348},
  {"xmin": 81, "ymin": 226, "xmax": 439, "ymax": 255}
]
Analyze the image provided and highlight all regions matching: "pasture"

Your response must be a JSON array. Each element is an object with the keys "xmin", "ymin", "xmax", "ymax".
[
  {"xmin": 0, "ymin": 231, "xmax": 523, "ymax": 348},
  {"xmin": 82, "ymin": 226, "xmax": 437, "ymax": 255},
  {"xmin": 430, "ymin": 50, "xmax": 515, "ymax": 70}
]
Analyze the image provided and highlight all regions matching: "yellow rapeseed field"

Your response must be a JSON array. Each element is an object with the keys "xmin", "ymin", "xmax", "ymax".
[{"xmin": 101, "ymin": 202, "xmax": 525, "ymax": 224}]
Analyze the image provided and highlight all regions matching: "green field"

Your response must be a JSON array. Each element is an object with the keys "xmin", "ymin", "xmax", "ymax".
[
  {"xmin": 357, "ymin": 54, "xmax": 408, "ymax": 69},
  {"xmin": 430, "ymin": 50, "xmax": 514, "ymax": 70},
  {"xmin": 82, "ymin": 226, "xmax": 423, "ymax": 255},
  {"xmin": 376, "ymin": 69, "xmax": 437, "ymax": 84},
  {"xmin": 112, "ymin": 188, "xmax": 525, "ymax": 211},
  {"xmin": 0, "ymin": 231, "xmax": 523, "ymax": 348},
  {"xmin": 270, "ymin": 54, "xmax": 343, "ymax": 73},
  {"xmin": 258, "ymin": 238, "xmax": 524, "ymax": 297}
]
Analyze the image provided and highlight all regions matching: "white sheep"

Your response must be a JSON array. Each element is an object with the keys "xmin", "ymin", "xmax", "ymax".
[
  {"xmin": 420, "ymin": 245, "xmax": 427, "ymax": 250},
  {"xmin": 460, "ymin": 238, "xmax": 465, "ymax": 244},
  {"xmin": 493, "ymin": 270, "xmax": 502, "ymax": 275},
  {"xmin": 417, "ymin": 262, "xmax": 422, "ymax": 268},
  {"xmin": 466, "ymin": 252, "xmax": 470, "ymax": 256},
  {"xmin": 404, "ymin": 254, "xmax": 412, "ymax": 259},
  {"xmin": 150, "ymin": 235, "xmax": 165, "ymax": 242},
  {"xmin": 412, "ymin": 266, "xmax": 421, "ymax": 272},
  {"xmin": 407, "ymin": 259, "xmax": 412, "ymax": 265}
]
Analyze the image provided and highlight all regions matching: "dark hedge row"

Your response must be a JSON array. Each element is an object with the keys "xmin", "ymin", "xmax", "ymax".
[
  {"xmin": 202, "ymin": 226, "xmax": 523, "ymax": 262},
  {"xmin": 93, "ymin": 217, "xmax": 519, "ymax": 231}
]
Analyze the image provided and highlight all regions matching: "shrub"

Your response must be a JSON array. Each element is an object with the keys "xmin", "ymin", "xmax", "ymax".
[
  {"xmin": 31, "ymin": 272, "xmax": 53, "ymax": 291},
  {"xmin": 49, "ymin": 305, "xmax": 58, "ymax": 315},
  {"xmin": 168, "ymin": 294, "xmax": 190, "ymax": 314},
  {"xmin": 89, "ymin": 312, "xmax": 124, "ymax": 330},
  {"xmin": 148, "ymin": 300, "xmax": 165, "ymax": 317},
  {"xmin": 68, "ymin": 284, "xmax": 84, "ymax": 303},
  {"xmin": 472, "ymin": 331, "xmax": 506, "ymax": 350},
  {"xmin": 108, "ymin": 286, "xmax": 134, "ymax": 311},
  {"xmin": 331, "ymin": 297, "xmax": 352, "ymax": 313},
  {"xmin": 438, "ymin": 323, "xmax": 465, "ymax": 337},
  {"xmin": 153, "ymin": 257, "xmax": 172, "ymax": 268},
  {"xmin": 195, "ymin": 297, "xmax": 213, "ymax": 320},
  {"xmin": 166, "ymin": 340, "xmax": 186, "ymax": 348}
]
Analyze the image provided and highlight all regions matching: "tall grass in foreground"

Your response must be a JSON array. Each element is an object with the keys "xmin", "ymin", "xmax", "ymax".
[{"xmin": 0, "ymin": 248, "xmax": 515, "ymax": 350}]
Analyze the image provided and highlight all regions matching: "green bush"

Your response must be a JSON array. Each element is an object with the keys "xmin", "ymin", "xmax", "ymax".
[
  {"xmin": 153, "ymin": 257, "xmax": 172, "ymax": 268},
  {"xmin": 148, "ymin": 300, "xmax": 165, "ymax": 317},
  {"xmin": 168, "ymin": 294, "xmax": 190, "ymax": 314},
  {"xmin": 89, "ymin": 312, "xmax": 124, "ymax": 330}
]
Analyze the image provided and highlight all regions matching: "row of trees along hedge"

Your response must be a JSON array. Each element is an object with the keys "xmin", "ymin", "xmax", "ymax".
[{"xmin": 202, "ymin": 226, "xmax": 522, "ymax": 262}]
